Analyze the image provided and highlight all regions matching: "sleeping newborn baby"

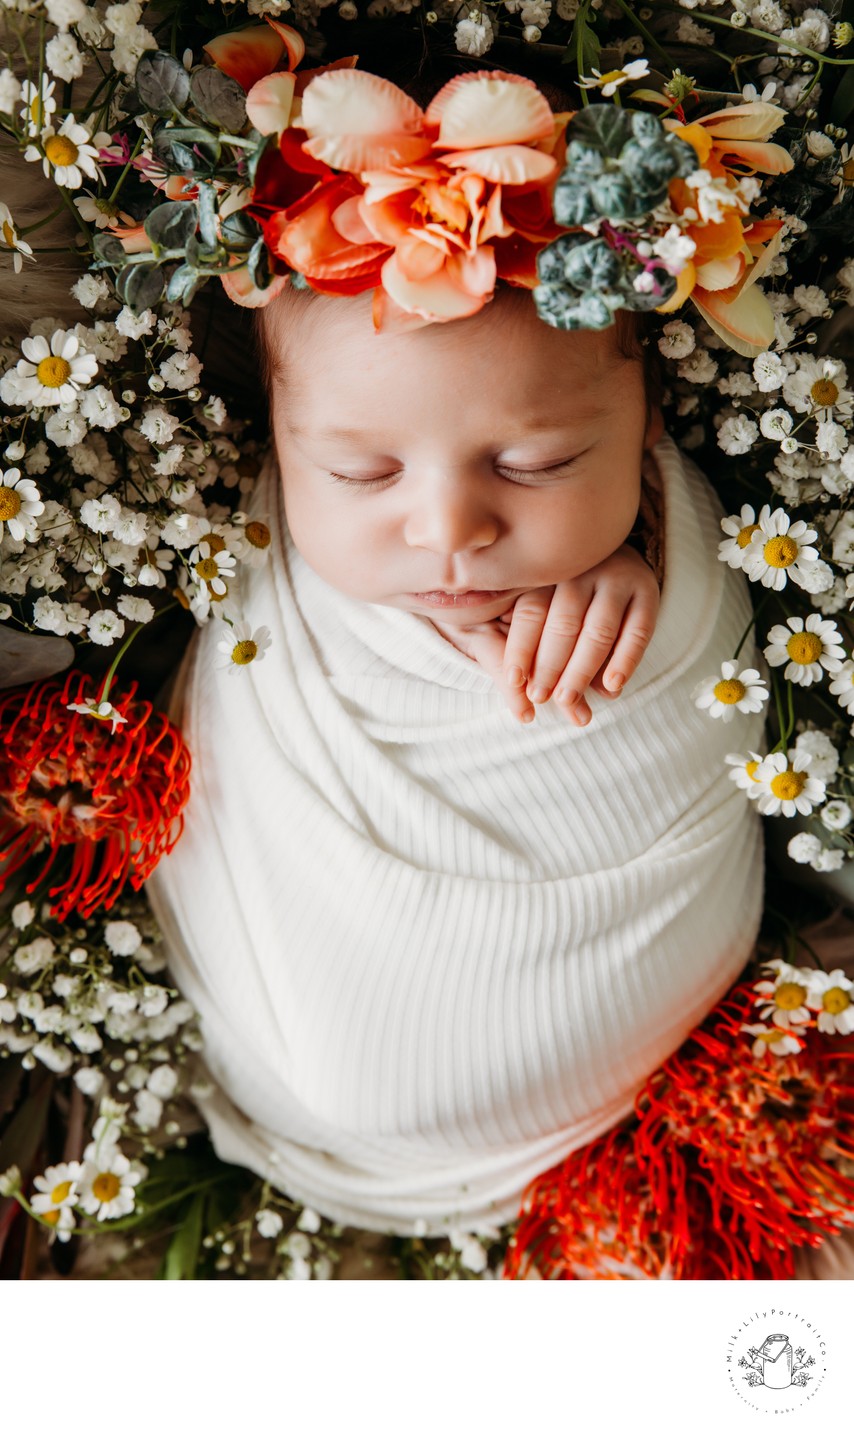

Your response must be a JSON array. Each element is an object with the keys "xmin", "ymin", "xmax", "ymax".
[{"xmin": 145, "ymin": 281, "xmax": 766, "ymax": 1237}]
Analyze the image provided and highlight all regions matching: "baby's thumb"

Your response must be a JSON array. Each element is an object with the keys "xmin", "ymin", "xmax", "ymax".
[{"xmin": 457, "ymin": 626, "xmax": 530, "ymax": 717}]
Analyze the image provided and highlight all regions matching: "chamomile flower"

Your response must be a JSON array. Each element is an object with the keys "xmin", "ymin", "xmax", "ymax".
[
  {"xmin": 0, "ymin": 203, "xmax": 34, "ymax": 274},
  {"xmin": 691, "ymin": 659, "xmax": 769, "ymax": 723},
  {"xmin": 782, "ymin": 355, "xmax": 854, "ymax": 419},
  {"xmin": 762, "ymin": 613, "xmax": 846, "ymax": 685},
  {"xmin": 66, "ymin": 697, "xmax": 129, "ymax": 733},
  {"xmin": 741, "ymin": 507, "xmax": 820, "ymax": 591},
  {"xmin": 190, "ymin": 539, "xmax": 236, "ymax": 596},
  {"xmin": 78, "ymin": 1145, "xmax": 142, "ymax": 1220},
  {"xmin": 24, "ymin": 115, "xmax": 104, "ymax": 190},
  {"xmin": 43, "ymin": 1206, "xmax": 78, "ymax": 1244},
  {"xmin": 18, "ymin": 76, "xmax": 57, "ymax": 137},
  {"xmin": 740, "ymin": 1022, "xmax": 805, "ymax": 1059},
  {"xmin": 725, "ymin": 750, "xmax": 767, "ymax": 798},
  {"xmin": 15, "ymin": 328, "xmax": 98, "ymax": 406},
  {"xmin": 753, "ymin": 961, "xmax": 813, "ymax": 1029},
  {"xmin": 805, "ymin": 969, "xmax": 854, "ymax": 1034},
  {"xmin": 216, "ymin": 620, "xmax": 272, "ymax": 675},
  {"xmin": 30, "ymin": 1161, "xmax": 83, "ymax": 1215},
  {"xmin": 577, "ymin": 58, "xmax": 650, "ymax": 95},
  {"xmin": 752, "ymin": 749, "xmax": 827, "ymax": 817},
  {"xmin": 0, "ymin": 469, "xmax": 44, "ymax": 540},
  {"xmin": 718, "ymin": 503, "xmax": 769, "ymax": 570},
  {"xmin": 828, "ymin": 659, "xmax": 854, "ymax": 713},
  {"xmin": 230, "ymin": 514, "xmax": 272, "ymax": 570}
]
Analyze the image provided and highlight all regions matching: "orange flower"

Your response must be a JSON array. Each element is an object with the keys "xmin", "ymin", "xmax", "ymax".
[
  {"xmin": 660, "ymin": 100, "xmax": 794, "ymax": 356},
  {"xmin": 250, "ymin": 68, "xmax": 573, "ymax": 331}
]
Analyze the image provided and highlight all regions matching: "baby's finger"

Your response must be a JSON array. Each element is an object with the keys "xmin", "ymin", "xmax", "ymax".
[
  {"xmin": 501, "ymin": 588, "xmax": 556, "ymax": 693},
  {"xmin": 462, "ymin": 624, "xmax": 538, "ymax": 724},
  {"xmin": 551, "ymin": 594, "xmax": 625, "ymax": 709},
  {"xmin": 600, "ymin": 590, "xmax": 659, "ymax": 694},
  {"xmin": 524, "ymin": 595, "xmax": 590, "ymax": 702}
]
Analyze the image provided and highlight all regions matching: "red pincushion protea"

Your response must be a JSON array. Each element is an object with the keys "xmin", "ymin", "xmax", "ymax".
[
  {"xmin": 0, "ymin": 669, "xmax": 191, "ymax": 921},
  {"xmin": 501, "ymin": 978, "xmax": 854, "ymax": 1280}
]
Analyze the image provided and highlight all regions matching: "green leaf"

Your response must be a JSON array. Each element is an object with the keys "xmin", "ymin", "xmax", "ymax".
[
  {"xmin": 166, "ymin": 263, "xmax": 204, "ymax": 305},
  {"xmin": 117, "ymin": 261, "xmax": 167, "ymax": 311},
  {"xmin": 220, "ymin": 209, "xmax": 260, "ymax": 250},
  {"xmin": 190, "ymin": 67, "xmax": 247, "ymax": 132},
  {"xmin": 144, "ymin": 199, "xmax": 198, "ymax": 251},
  {"xmin": 91, "ymin": 233, "xmax": 127, "ymax": 267},
  {"xmin": 152, "ymin": 125, "xmax": 222, "ymax": 174},
  {"xmin": 568, "ymin": 104, "xmax": 632, "ymax": 158},
  {"xmin": 196, "ymin": 183, "xmax": 218, "ymax": 249},
  {"xmin": 566, "ymin": 0, "xmax": 601, "ymax": 79},
  {"xmin": 134, "ymin": 51, "xmax": 191, "ymax": 116},
  {"xmin": 159, "ymin": 1191, "xmax": 205, "ymax": 1280}
]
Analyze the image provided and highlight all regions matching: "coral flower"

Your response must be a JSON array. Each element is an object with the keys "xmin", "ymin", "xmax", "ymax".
[
  {"xmin": 249, "ymin": 68, "xmax": 573, "ymax": 331},
  {"xmin": 0, "ymin": 670, "xmax": 191, "ymax": 921},
  {"xmin": 660, "ymin": 100, "xmax": 794, "ymax": 356}
]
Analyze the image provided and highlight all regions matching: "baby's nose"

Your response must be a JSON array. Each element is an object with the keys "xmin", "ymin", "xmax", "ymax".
[{"xmin": 404, "ymin": 482, "xmax": 500, "ymax": 555}]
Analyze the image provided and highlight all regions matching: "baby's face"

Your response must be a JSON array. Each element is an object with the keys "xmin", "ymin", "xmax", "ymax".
[{"xmin": 264, "ymin": 288, "xmax": 662, "ymax": 626}]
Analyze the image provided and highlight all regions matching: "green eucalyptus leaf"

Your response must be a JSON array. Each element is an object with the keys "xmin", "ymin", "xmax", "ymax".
[
  {"xmin": 92, "ymin": 233, "xmax": 127, "ymax": 267},
  {"xmin": 569, "ymin": 103, "xmax": 631, "ymax": 158},
  {"xmin": 134, "ymin": 50, "xmax": 191, "ymax": 115},
  {"xmin": 220, "ymin": 209, "xmax": 261, "ymax": 249},
  {"xmin": 152, "ymin": 125, "xmax": 221, "ymax": 173},
  {"xmin": 190, "ymin": 66, "xmax": 247, "ymax": 131},
  {"xmin": 196, "ymin": 182, "xmax": 218, "ymax": 248},
  {"xmin": 166, "ymin": 263, "xmax": 204, "ymax": 305},
  {"xmin": 117, "ymin": 261, "xmax": 166, "ymax": 311},
  {"xmin": 144, "ymin": 199, "xmax": 198, "ymax": 251}
]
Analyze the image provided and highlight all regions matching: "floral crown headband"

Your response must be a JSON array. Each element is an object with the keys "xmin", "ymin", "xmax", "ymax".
[{"xmin": 91, "ymin": 19, "xmax": 793, "ymax": 358}]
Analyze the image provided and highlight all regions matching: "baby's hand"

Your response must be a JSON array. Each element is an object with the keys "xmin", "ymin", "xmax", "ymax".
[{"xmin": 502, "ymin": 544, "xmax": 660, "ymax": 726}]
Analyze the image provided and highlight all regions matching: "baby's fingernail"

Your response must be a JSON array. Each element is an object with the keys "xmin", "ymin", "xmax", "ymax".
[
  {"xmin": 507, "ymin": 666, "xmax": 525, "ymax": 687},
  {"xmin": 521, "ymin": 709, "xmax": 535, "ymax": 724},
  {"xmin": 528, "ymin": 686, "xmax": 548, "ymax": 703},
  {"xmin": 606, "ymin": 672, "xmax": 625, "ymax": 692},
  {"xmin": 556, "ymin": 689, "xmax": 579, "ymax": 707}
]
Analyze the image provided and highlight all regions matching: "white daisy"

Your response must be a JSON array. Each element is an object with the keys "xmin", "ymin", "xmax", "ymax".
[
  {"xmin": 216, "ymin": 620, "xmax": 272, "ymax": 675},
  {"xmin": 44, "ymin": 1205, "xmax": 78, "ymax": 1244},
  {"xmin": 753, "ymin": 749, "xmax": 827, "ymax": 817},
  {"xmin": 782, "ymin": 355, "xmax": 854, "ymax": 420},
  {"xmin": 718, "ymin": 503, "xmax": 769, "ymax": 570},
  {"xmin": 725, "ymin": 750, "xmax": 767, "ymax": 798},
  {"xmin": 30, "ymin": 1160, "xmax": 84, "ymax": 1215},
  {"xmin": 752, "ymin": 960, "xmax": 813, "ymax": 1030},
  {"xmin": 762, "ymin": 612, "xmax": 846, "ymax": 686},
  {"xmin": 828, "ymin": 659, "xmax": 854, "ymax": 713},
  {"xmin": 190, "ymin": 540, "xmax": 236, "ymax": 596},
  {"xmin": 576, "ymin": 58, "xmax": 650, "ymax": 96},
  {"xmin": 18, "ymin": 76, "xmax": 57, "ymax": 138},
  {"xmin": 229, "ymin": 514, "xmax": 272, "ymax": 570},
  {"xmin": 0, "ymin": 203, "xmax": 34, "ymax": 274},
  {"xmin": 0, "ymin": 468, "xmax": 44, "ymax": 540},
  {"xmin": 66, "ymin": 697, "xmax": 128, "ymax": 733},
  {"xmin": 691, "ymin": 659, "xmax": 769, "ymax": 723},
  {"xmin": 15, "ymin": 328, "xmax": 98, "ymax": 407},
  {"xmin": 78, "ymin": 1145, "xmax": 142, "ymax": 1221},
  {"xmin": 740, "ymin": 1022, "xmax": 805, "ymax": 1059},
  {"xmin": 805, "ymin": 969, "xmax": 854, "ymax": 1035},
  {"xmin": 24, "ymin": 115, "xmax": 104, "ymax": 191},
  {"xmin": 741, "ymin": 506, "xmax": 820, "ymax": 591}
]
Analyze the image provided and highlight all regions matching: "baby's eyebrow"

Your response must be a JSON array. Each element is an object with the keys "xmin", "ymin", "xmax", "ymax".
[{"xmin": 288, "ymin": 407, "xmax": 606, "ymax": 442}]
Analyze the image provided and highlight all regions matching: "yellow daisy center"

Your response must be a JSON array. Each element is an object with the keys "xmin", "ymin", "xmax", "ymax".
[
  {"xmin": 745, "ymin": 759, "xmax": 761, "ymax": 781},
  {"xmin": 210, "ymin": 586, "xmax": 227, "ymax": 602},
  {"xmin": 44, "ymin": 134, "xmax": 79, "ymax": 168},
  {"xmin": 42, "ymin": 1207, "xmax": 61, "ymax": 1226},
  {"xmin": 0, "ymin": 486, "xmax": 21, "ymax": 521},
  {"xmin": 823, "ymin": 985, "xmax": 851, "ymax": 1015},
  {"xmin": 92, "ymin": 1171, "xmax": 121, "ymax": 1203},
  {"xmin": 95, "ymin": 198, "xmax": 120, "ymax": 218},
  {"xmin": 787, "ymin": 631, "xmax": 823, "ymax": 665},
  {"xmin": 194, "ymin": 556, "xmax": 220, "ymax": 581},
  {"xmin": 598, "ymin": 69, "xmax": 625, "ymax": 84},
  {"xmin": 763, "ymin": 534, "xmax": 798, "ymax": 568},
  {"xmin": 36, "ymin": 355, "xmax": 71, "ymax": 388},
  {"xmin": 737, "ymin": 523, "xmax": 761, "ymax": 548},
  {"xmin": 713, "ymin": 677, "xmax": 746, "ymax": 705},
  {"xmin": 245, "ymin": 520, "xmax": 271, "ymax": 550},
  {"xmin": 769, "ymin": 768, "xmax": 807, "ymax": 801},
  {"xmin": 811, "ymin": 377, "xmax": 839, "ymax": 407},
  {"xmin": 774, "ymin": 981, "xmax": 808, "ymax": 1011},
  {"xmin": 50, "ymin": 1179, "xmax": 73, "ymax": 1205},
  {"xmin": 231, "ymin": 639, "xmax": 258, "ymax": 666},
  {"xmin": 198, "ymin": 532, "xmax": 226, "ymax": 555},
  {"xmin": 29, "ymin": 95, "xmax": 44, "ymax": 127},
  {"xmin": 2, "ymin": 219, "xmax": 16, "ymax": 248}
]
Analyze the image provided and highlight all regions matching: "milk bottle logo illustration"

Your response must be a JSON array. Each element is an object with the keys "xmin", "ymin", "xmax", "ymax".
[{"xmin": 725, "ymin": 1310, "xmax": 828, "ymax": 1411}]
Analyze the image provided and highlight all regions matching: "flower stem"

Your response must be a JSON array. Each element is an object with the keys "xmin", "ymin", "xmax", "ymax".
[{"xmin": 97, "ymin": 601, "xmax": 179, "ymax": 705}]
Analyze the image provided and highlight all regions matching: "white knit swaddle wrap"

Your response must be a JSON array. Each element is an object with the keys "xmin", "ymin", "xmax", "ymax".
[{"xmin": 146, "ymin": 433, "xmax": 766, "ymax": 1236}]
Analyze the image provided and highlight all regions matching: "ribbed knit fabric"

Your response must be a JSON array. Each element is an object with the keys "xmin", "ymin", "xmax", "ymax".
[{"xmin": 145, "ymin": 433, "xmax": 766, "ymax": 1237}]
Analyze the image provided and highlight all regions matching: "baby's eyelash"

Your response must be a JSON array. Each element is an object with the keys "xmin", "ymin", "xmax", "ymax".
[{"xmin": 328, "ymin": 459, "xmax": 578, "ymax": 490}]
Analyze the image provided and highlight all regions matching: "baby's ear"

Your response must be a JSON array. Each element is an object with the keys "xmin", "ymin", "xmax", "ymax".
[{"xmin": 644, "ymin": 404, "xmax": 665, "ymax": 451}]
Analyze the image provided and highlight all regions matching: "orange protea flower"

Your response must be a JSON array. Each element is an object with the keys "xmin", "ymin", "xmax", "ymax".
[
  {"xmin": 502, "ymin": 978, "xmax": 854, "ymax": 1280},
  {"xmin": 0, "ymin": 670, "xmax": 191, "ymax": 921},
  {"xmin": 246, "ymin": 67, "xmax": 573, "ymax": 332},
  {"xmin": 658, "ymin": 100, "xmax": 794, "ymax": 355}
]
